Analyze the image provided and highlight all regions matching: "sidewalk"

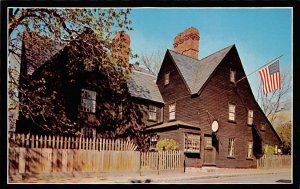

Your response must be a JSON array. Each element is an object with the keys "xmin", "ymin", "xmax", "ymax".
[{"xmin": 10, "ymin": 167, "xmax": 291, "ymax": 183}]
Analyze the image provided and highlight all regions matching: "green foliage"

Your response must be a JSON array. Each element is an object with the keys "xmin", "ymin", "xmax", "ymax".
[
  {"xmin": 263, "ymin": 144, "xmax": 275, "ymax": 156},
  {"xmin": 156, "ymin": 138, "xmax": 179, "ymax": 151},
  {"xmin": 276, "ymin": 122, "xmax": 292, "ymax": 154}
]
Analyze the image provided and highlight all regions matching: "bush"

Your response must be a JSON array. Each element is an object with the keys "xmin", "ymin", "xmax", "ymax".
[
  {"xmin": 263, "ymin": 144, "xmax": 275, "ymax": 156},
  {"xmin": 156, "ymin": 138, "xmax": 179, "ymax": 151}
]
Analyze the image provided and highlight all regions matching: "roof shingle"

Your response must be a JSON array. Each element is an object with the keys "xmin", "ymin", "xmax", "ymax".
[{"xmin": 168, "ymin": 45, "xmax": 234, "ymax": 94}]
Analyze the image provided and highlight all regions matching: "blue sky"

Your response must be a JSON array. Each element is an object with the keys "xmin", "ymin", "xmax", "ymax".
[{"xmin": 127, "ymin": 8, "xmax": 292, "ymax": 99}]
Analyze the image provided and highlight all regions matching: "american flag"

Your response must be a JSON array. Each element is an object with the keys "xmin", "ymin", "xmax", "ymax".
[{"xmin": 259, "ymin": 59, "xmax": 281, "ymax": 95}]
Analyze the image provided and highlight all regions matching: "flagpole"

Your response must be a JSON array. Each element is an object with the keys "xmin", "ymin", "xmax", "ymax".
[{"xmin": 235, "ymin": 54, "xmax": 283, "ymax": 84}]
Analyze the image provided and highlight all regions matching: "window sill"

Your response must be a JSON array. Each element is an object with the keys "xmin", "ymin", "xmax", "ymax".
[
  {"xmin": 246, "ymin": 157, "xmax": 253, "ymax": 160},
  {"xmin": 227, "ymin": 156, "xmax": 236, "ymax": 159},
  {"xmin": 228, "ymin": 120, "xmax": 236, "ymax": 124}
]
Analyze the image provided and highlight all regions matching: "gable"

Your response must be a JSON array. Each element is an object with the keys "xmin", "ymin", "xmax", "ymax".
[{"xmin": 167, "ymin": 45, "xmax": 234, "ymax": 95}]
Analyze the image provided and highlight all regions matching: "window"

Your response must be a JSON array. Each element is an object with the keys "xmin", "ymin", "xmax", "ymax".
[
  {"xmin": 184, "ymin": 133, "xmax": 200, "ymax": 153},
  {"xmin": 230, "ymin": 70, "xmax": 236, "ymax": 83},
  {"xmin": 150, "ymin": 134, "xmax": 159, "ymax": 151},
  {"xmin": 148, "ymin": 105, "xmax": 157, "ymax": 121},
  {"xmin": 247, "ymin": 110, "xmax": 254, "ymax": 125},
  {"xmin": 260, "ymin": 123, "xmax": 266, "ymax": 131},
  {"xmin": 81, "ymin": 127, "xmax": 96, "ymax": 138},
  {"xmin": 275, "ymin": 145, "xmax": 278, "ymax": 155},
  {"xmin": 247, "ymin": 141, "xmax": 253, "ymax": 158},
  {"xmin": 164, "ymin": 72, "xmax": 170, "ymax": 85},
  {"xmin": 205, "ymin": 136, "xmax": 213, "ymax": 148},
  {"xmin": 118, "ymin": 105, "xmax": 123, "ymax": 119},
  {"xmin": 228, "ymin": 138, "xmax": 235, "ymax": 157},
  {"xmin": 228, "ymin": 104, "xmax": 236, "ymax": 122},
  {"xmin": 169, "ymin": 103, "xmax": 176, "ymax": 120},
  {"xmin": 81, "ymin": 89, "xmax": 96, "ymax": 113}
]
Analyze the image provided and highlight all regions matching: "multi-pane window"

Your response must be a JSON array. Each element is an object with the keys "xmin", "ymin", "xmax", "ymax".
[
  {"xmin": 81, "ymin": 127, "xmax": 96, "ymax": 138},
  {"xmin": 228, "ymin": 104, "xmax": 236, "ymax": 121},
  {"xmin": 230, "ymin": 70, "xmax": 236, "ymax": 83},
  {"xmin": 164, "ymin": 72, "xmax": 170, "ymax": 85},
  {"xmin": 247, "ymin": 141, "xmax": 253, "ymax": 158},
  {"xmin": 148, "ymin": 105, "xmax": 157, "ymax": 121},
  {"xmin": 228, "ymin": 138, "xmax": 235, "ymax": 157},
  {"xmin": 169, "ymin": 103, "xmax": 176, "ymax": 120},
  {"xmin": 247, "ymin": 110, "xmax": 254, "ymax": 125},
  {"xmin": 81, "ymin": 89, "xmax": 96, "ymax": 113},
  {"xmin": 184, "ymin": 133, "xmax": 200, "ymax": 153},
  {"xmin": 205, "ymin": 136, "xmax": 213, "ymax": 148}
]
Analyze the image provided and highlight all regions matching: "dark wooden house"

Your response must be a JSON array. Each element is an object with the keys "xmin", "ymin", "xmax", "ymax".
[
  {"xmin": 142, "ymin": 27, "xmax": 282, "ymax": 168},
  {"xmin": 16, "ymin": 27, "xmax": 282, "ymax": 168}
]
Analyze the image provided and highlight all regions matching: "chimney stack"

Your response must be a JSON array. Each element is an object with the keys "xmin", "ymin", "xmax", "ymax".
[
  {"xmin": 112, "ymin": 31, "xmax": 131, "ymax": 63},
  {"xmin": 173, "ymin": 27, "xmax": 200, "ymax": 59}
]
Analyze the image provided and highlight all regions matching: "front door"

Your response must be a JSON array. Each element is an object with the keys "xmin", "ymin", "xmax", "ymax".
[{"xmin": 203, "ymin": 135, "xmax": 216, "ymax": 165}]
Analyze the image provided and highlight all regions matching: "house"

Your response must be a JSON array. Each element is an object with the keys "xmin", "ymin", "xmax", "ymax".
[{"xmin": 15, "ymin": 27, "xmax": 282, "ymax": 168}]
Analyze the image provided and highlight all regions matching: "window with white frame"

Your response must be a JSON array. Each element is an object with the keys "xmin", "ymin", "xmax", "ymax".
[
  {"xmin": 81, "ymin": 89, "xmax": 96, "ymax": 113},
  {"xmin": 247, "ymin": 141, "xmax": 253, "ymax": 158},
  {"xmin": 148, "ymin": 105, "xmax": 157, "ymax": 121},
  {"xmin": 275, "ymin": 145, "xmax": 278, "ymax": 155},
  {"xmin": 169, "ymin": 103, "xmax": 176, "ymax": 120},
  {"xmin": 247, "ymin": 110, "xmax": 254, "ymax": 125},
  {"xmin": 184, "ymin": 133, "xmax": 200, "ymax": 153},
  {"xmin": 164, "ymin": 72, "xmax": 170, "ymax": 85},
  {"xmin": 81, "ymin": 127, "xmax": 96, "ymax": 138},
  {"xmin": 228, "ymin": 138, "xmax": 235, "ymax": 157},
  {"xmin": 228, "ymin": 104, "xmax": 236, "ymax": 121},
  {"xmin": 230, "ymin": 70, "xmax": 236, "ymax": 83}
]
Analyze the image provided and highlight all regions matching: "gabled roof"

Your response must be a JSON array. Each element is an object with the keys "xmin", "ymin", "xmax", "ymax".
[
  {"xmin": 168, "ymin": 45, "xmax": 234, "ymax": 94},
  {"xmin": 146, "ymin": 120, "xmax": 200, "ymax": 131},
  {"xmin": 127, "ymin": 70, "xmax": 164, "ymax": 104}
]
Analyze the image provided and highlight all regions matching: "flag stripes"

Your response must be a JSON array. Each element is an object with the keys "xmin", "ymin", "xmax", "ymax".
[{"xmin": 259, "ymin": 59, "xmax": 281, "ymax": 95}]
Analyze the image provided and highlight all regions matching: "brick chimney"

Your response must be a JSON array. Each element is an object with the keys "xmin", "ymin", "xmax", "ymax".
[
  {"xmin": 173, "ymin": 27, "xmax": 200, "ymax": 59},
  {"xmin": 112, "ymin": 31, "xmax": 131, "ymax": 63}
]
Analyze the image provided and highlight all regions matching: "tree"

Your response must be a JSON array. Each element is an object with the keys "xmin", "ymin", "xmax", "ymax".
[
  {"xmin": 275, "ymin": 122, "xmax": 292, "ymax": 154},
  {"xmin": 138, "ymin": 50, "xmax": 164, "ymax": 76},
  {"xmin": 256, "ymin": 71, "xmax": 291, "ymax": 125},
  {"xmin": 8, "ymin": 8, "xmax": 141, "ymax": 138}
]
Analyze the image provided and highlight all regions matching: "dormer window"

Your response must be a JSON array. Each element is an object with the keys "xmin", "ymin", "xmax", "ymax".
[
  {"xmin": 230, "ymin": 70, "xmax": 236, "ymax": 83},
  {"xmin": 164, "ymin": 72, "xmax": 170, "ymax": 85},
  {"xmin": 81, "ymin": 89, "xmax": 96, "ymax": 113}
]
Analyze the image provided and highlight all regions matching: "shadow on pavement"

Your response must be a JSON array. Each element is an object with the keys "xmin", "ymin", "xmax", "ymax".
[
  {"xmin": 276, "ymin": 179, "xmax": 291, "ymax": 183},
  {"xmin": 130, "ymin": 179, "xmax": 152, "ymax": 183}
]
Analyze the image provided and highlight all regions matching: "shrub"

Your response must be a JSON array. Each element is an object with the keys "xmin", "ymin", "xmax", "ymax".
[
  {"xmin": 263, "ymin": 144, "xmax": 275, "ymax": 156},
  {"xmin": 156, "ymin": 138, "xmax": 179, "ymax": 151}
]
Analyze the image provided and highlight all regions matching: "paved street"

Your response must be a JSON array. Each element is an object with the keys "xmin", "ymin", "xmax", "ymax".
[{"xmin": 160, "ymin": 171, "xmax": 292, "ymax": 184}]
